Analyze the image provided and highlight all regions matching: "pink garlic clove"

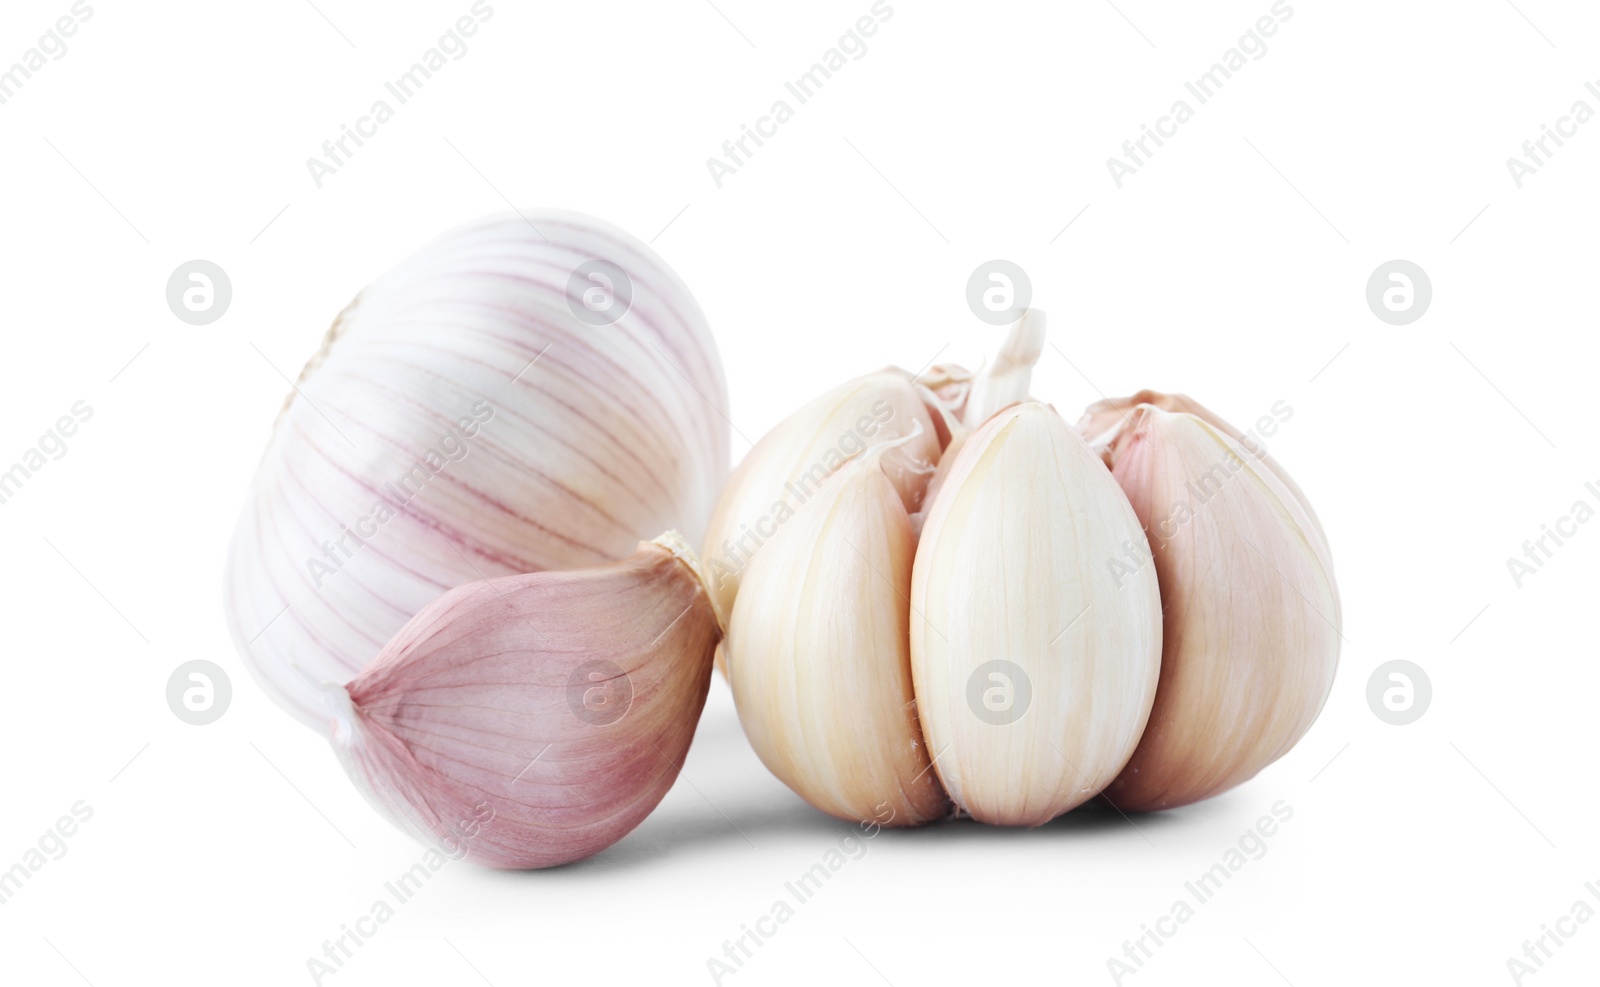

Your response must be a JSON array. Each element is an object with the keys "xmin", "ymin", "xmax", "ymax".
[{"xmin": 329, "ymin": 532, "xmax": 719, "ymax": 869}]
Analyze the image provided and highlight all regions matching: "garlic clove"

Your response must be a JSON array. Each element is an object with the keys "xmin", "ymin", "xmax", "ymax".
[
  {"xmin": 330, "ymin": 532, "xmax": 719, "ymax": 869},
  {"xmin": 910, "ymin": 402, "xmax": 1163, "ymax": 827},
  {"xmin": 1077, "ymin": 389, "xmax": 1329, "ymax": 557},
  {"xmin": 726, "ymin": 450, "xmax": 948, "ymax": 826},
  {"xmin": 1101, "ymin": 406, "xmax": 1340, "ymax": 812},
  {"xmin": 225, "ymin": 211, "xmax": 730, "ymax": 732},
  {"xmin": 699, "ymin": 371, "xmax": 943, "ymax": 637}
]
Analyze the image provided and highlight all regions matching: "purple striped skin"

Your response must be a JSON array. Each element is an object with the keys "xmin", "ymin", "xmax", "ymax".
[
  {"xmin": 224, "ymin": 211, "xmax": 729, "ymax": 732},
  {"xmin": 333, "ymin": 541, "xmax": 719, "ymax": 869}
]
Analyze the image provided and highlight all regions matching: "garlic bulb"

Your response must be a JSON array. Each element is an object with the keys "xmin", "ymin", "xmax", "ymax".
[
  {"xmin": 224, "ymin": 211, "xmax": 728, "ymax": 731},
  {"xmin": 1093, "ymin": 405, "xmax": 1339, "ymax": 812},
  {"xmin": 910, "ymin": 402, "xmax": 1162, "ymax": 826},
  {"xmin": 331, "ymin": 533, "xmax": 719, "ymax": 869},
  {"xmin": 727, "ymin": 448, "xmax": 948, "ymax": 826}
]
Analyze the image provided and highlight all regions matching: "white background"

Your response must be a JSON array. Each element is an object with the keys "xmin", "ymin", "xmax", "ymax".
[{"xmin": 2, "ymin": 0, "xmax": 1597, "ymax": 984}]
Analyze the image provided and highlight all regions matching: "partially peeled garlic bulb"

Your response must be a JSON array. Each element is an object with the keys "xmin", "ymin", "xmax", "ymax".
[
  {"xmin": 715, "ymin": 313, "xmax": 1169, "ymax": 827},
  {"xmin": 1088, "ymin": 403, "xmax": 1340, "ymax": 811},
  {"xmin": 224, "ymin": 211, "xmax": 729, "ymax": 731},
  {"xmin": 911, "ymin": 402, "xmax": 1162, "ymax": 825},
  {"xmin": 727, "ymin": 443, "xmax": 948, "ymax": 826},
  {"xmin": 331, "ymin": 533, "xmax": 719, "ymax": 869}
]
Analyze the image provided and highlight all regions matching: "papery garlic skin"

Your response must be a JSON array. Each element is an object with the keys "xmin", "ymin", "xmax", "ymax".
[
  {"xmin": 700, "ymin": 372, "xmax": 942, "ymax": 633},
  {"xmin": 1101, "ymin": 406, "xmax": 1339, "ymax": 812},
  {"xmin": 727, "ymin": 452, "xmax": 948, "ymax": 827},
  {"xmin": 910, "ymin": 403, "xmax": 1162, "ymax": 827},
  {"xmin": 331, "ymin": 534, "xmax": 719, "ymax": 869},
  {"xmin": 224, "ymin": 211, "xmax": 728, "ymax": 732}
]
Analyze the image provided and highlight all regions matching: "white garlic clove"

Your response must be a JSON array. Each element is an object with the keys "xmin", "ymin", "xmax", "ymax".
[
  {"xmin": 910, "ymin": 403, "xmax": 1163, "ymax": 827},
  {"xmin": 699, "ymin": 371, "xmax": 943, "ymax": 636},
  {"xmin": 726, "ymin": 450, "xmax": 948, "ymax": 827},
  {"xmin": 224, "ymin": 211, "xmax": 729, "ymax": 732},
  {"xmin": 330, "ymin": 533, "xmax": 719, "ymax": 869},
  {"xmin": 1099, "ymin": 406, "xmax": 1340, "ymax": 812}
]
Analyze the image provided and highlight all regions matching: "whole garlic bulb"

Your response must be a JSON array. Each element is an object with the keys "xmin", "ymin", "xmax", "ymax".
[
  {"xmin": 911, "ymin": 402, "xmax": 1163, "ymax": 826},
  {"xmin": 225, "ymin": 211, "xmax": 728, "ymax": 731},
  {"xmin": 1093, "ymin": 404, "xmax": 1340, "ymax": 811}
]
